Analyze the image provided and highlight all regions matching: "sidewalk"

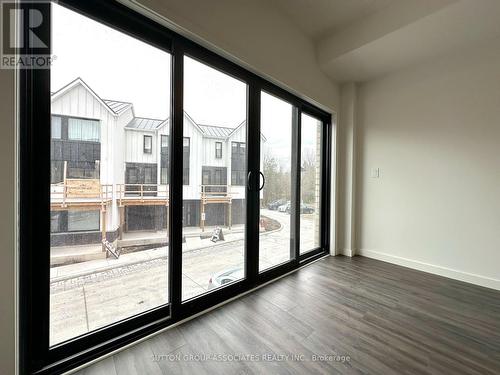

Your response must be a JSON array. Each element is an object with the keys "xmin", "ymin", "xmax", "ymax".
[{"xmin": 50, "ymin": 219, "xmax": 283, "ymax": 282}]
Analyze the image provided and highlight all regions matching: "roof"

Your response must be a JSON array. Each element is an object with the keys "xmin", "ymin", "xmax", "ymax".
[
  {"xmin": 103, "ymin": 99, "xmax": 132, "ymax": 115},
  {"xmin": 198, "ymin": 124, "xmax": 235, "ymax": 138},
  {"xmin": 52, "ymin": 79, "xmax": 264, "ymax": 139},
  {"xmin": 51, "ymin": 78, "xmax": 133, "ymax": 116},
  {"xmin": 125, "ymin": 117, "xmax": 165, "ymax": 130}
]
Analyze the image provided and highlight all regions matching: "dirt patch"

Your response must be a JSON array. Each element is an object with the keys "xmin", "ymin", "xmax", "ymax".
[{"xmin": 260, "ymin": 215, "xmax": 282, "ymax": 231}]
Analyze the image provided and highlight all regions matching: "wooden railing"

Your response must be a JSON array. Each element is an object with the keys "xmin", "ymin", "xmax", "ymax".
[
  {"xmin": 50, "ymin": 179, "xmax": 113, "ymax": 208},
  {"xmin": 117, "ymin": 184, "xmax": 169, "ymax": 205},
  {"xmin": 200, "ymin": 184, "xmax": 232, "ymax": 201}
]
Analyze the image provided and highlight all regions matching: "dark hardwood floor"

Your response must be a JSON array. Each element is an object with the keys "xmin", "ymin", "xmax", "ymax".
[{"xmin": 75, "ymin": 256, "xmax": 500, "ymax": 375}]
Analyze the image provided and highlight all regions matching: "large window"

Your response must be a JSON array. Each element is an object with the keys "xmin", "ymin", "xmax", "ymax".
[
  {"xmin": 50, "ymin": 115, "xmax": 101, "ymax": 182},
  {"xmin": 48, "ymin": 3, "xmax": 171, "ymax": 347},
  {"xmin": 182, "ymin": 55, "xmax": 247, "ymax": 301},
  {"xmin": 300, "ymin": 113, "xmax": 322, "ymax": 254},
  {"xmin": 259, "ymin": 92, "xmax": 294, "ymax": 272},
  {"xmin": 50, "ymin": 210, "xmax": 99, "ymax": 233},
  {"xmin": 22, "ymin": 1, "xmax": 330, "ymax": 372},
  {"xmin": 67, "ymin": 210, "xmax": 100, "ymax": 232},
  {"xmin": 68, "ymin": 117, "xmax": 100, "ymax": 142}
]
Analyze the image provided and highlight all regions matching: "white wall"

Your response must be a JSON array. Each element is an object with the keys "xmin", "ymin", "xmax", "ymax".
[
  {"xmin": 133, "ymin": 0, "xmax": 339, "ymax": 111},
  {"xmin": 355, "ymin": 38, "xmax": 500, "ymax": 289}
]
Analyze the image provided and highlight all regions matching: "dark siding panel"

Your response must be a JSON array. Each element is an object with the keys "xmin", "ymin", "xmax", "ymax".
[{"xmin": 126, "ymin": 206, "xmax": 167, "ymax": 231}]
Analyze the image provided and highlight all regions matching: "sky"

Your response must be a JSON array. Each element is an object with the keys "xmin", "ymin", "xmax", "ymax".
[{"xmin": 51, "ymin": 3, "xmax": 319, "ymax": 170}]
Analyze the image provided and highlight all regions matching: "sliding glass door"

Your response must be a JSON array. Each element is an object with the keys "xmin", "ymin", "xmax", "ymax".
[
  {"xmin": 182, "ymin": 56, "xmax": 247, "ymax": 300},
  {"xmin": 50, "ymin": 2, "xmax": 171, "ymax": 346},
  {"xmin": 20, "ymin": 1, "xmax": 331, "ymax": 373},
  {"xmin": 259, "ymin": 92, "xmax": 295, "ymax": 272},
  {"xmin": 300, "ymin": 113, "xmax": 323, "ymax": 254}
]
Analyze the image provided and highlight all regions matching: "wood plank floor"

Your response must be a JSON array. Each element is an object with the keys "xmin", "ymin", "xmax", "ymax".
[{"xmin": 75, "ymin": 256, "xmax": 500, "ymax": 375}]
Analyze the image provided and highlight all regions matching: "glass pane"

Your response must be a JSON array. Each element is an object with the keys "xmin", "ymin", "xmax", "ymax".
[
  {"xmin": 300, "ymin": 113, "xmax": 322, "ymax": 254},
  {"xmin": 50, "ymin": 3, "xmax": 171, "ymax": 346},
  {"xmin": 68, "ymin": 118, "xmax": 100, "ymax": 141},
  {"xmin": 182, "ymin": 56, "xmax": 247, "ymax": 301},
  {"xmin": 67, "ymin": 211, "xmax": 100, "ymax": 232},
  {"xmin": 259, "ymin": 92, "xmax": 294, "ymax": 272},
  {"xmin": 51, "ymin": 116, "xmax": 62, "ymax": 139}
]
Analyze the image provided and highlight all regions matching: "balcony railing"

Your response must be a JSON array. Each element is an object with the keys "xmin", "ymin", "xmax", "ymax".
[
  {"xmin": 50, "ymin": 179, "xmax": 113, "ymax": 208},
  {"xmin": 117, "ymin": 184, "xmax": 169, "ymax": 205},
  {"xmin": 200, "ymin": 184, "xmax": 232, "ymax": 201}
]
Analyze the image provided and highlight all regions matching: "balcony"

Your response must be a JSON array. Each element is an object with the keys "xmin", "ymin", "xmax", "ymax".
[{"xmin": 50, "ymin": 179, "xmax": 113, "ymax": 211}]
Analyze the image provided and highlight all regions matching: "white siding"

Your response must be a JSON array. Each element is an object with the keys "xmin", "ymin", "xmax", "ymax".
[
  {"xmin": 124, "ymin": 130, "xmax": 157, "ymax": 164},
  {"xmin": 51, "ymin": 82, "xmax": 121, "ymax": 231},
  {"xmin": 201, "ymin": 138, "xmax": 226, "ymax": 167},
  {"xmin": 183, "ymin": 114, "xmax": 204, "ymax": 200},
  {"xmin": 227, "ymin": 123, "xmax": 247, "ymax": 200}
]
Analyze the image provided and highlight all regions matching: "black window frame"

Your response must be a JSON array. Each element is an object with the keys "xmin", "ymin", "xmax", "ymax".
[
  {"xmin": 143, "ymin": 134, "xmax": 152, "ymax": 154},
  {"xmin": 215, "ymin": 141, "xmax": 222, "ymax": 158},
  {"xmin": 19, "ymin": 1, "xmax": 332, "ymax": 373}
]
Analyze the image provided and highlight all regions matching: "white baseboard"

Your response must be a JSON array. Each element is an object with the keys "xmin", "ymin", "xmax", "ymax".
[
  {"xmin": 358, "ymin": 249, "xmax": 500, "ymax": 291},
  {"xmin": 338, "ymin": 249, "xmax": 354, "ymax": 257}
]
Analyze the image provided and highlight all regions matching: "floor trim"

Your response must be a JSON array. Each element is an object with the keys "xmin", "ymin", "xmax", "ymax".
[{"xmin": 358, "ymin": 249, "xmax": 500, "ymax": 291}]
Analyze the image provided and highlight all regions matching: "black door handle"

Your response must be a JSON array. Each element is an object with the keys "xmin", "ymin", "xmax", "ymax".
[
  {"xmin": 247, "ymin": 171, "xmax": 265, "ymax": 191},
  {"xmin": 258, "ymin": 171, "xmax": 265, "ymax": 191}
]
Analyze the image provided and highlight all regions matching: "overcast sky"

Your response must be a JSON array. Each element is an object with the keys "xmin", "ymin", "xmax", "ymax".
[{"xmin": 51, "ymin": 3, "xmax": 318, "ymax": 170}]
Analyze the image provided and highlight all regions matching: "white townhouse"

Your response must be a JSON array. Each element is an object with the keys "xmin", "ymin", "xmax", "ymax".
[{"xmin": 50, "ymin": 78, "xmax": 258, "ymax": 247}]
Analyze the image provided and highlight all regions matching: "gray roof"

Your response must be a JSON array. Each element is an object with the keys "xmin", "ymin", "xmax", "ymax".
[
  {"xmin": 103, "ymin": 99, "xmax": 132, "ymax": 115},
  {"xmin": 125, "ymin": 117, "xmax": 165, "ymax": 130},
  {"xmin": 198, "ymin": 124, "xmax": 236, "ymax": 138}
]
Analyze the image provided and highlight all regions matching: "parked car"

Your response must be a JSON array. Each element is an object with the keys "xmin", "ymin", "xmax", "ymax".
[
  {"xmin": 301, "ymin": 204, "xmax": 315, "ymax": 214},
  {"xmin": 278, "ymin": 201, "xmax": 290, "ymax": 212},
  {"xmin": 285, "ymin": 203, "xmax": 315, "ymax": 214},
  {"xmin": 267, "ymin": 199, "xmax": 286, "ymax": 210},
  {"xmin": 208, "ymin": 267, "xmax": 244, "ymax": 290}
]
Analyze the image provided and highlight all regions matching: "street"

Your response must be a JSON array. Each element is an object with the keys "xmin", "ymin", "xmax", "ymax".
[{"xmin": 50, "ymin": 209, "xmax": 318, "ymax": 345}]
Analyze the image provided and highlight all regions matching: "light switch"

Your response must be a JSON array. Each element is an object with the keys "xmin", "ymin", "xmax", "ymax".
[{"xmin": 371, "ymin": 168, "xmax": 380, "ymax": 178}]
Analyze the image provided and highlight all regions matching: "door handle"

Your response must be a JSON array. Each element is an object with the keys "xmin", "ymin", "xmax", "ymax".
[
  {"xmin": 258, "ymin": 172, "xmax": 265, "ymax": 191},
  {"xmin": 247, "ymin": 171, "xmax": 265, "ymax": 191},
  {"xmin": 247, "ymin": 171, "xmax": 252, "ymax": 191}
]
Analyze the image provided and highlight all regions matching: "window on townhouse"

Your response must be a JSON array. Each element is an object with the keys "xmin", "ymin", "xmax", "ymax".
[
  {"xmin": 160, "ymin": 135, "xmax": 169, "ymax": 184},
  {"xmin": 50, "ymin": 210, "xmax": 100, "ymax": 233},
  {"xmin": 50, "ymin": 116, "xmax": 101, "ymax": 183},
  {"xmin": 215, "ymin": 141, "xmax": 222, "ymax": 158},
  {"xmin": 183, "ymin": 137, "xmax": 190, "ymax": 185},
  {"xmin": 231, "ymin": 141, "xmax": 246, "ymax": 185},
  {"xmin": 68, "ymin": 117, "xmax": 100, "ymax": 142},
  {"xmin": 51, "ymin": 116, "xmax": 62, "ymax": 139},
  {"xmin": 143, "ymin": 135, "xmax": 153, "ymax": 154}
]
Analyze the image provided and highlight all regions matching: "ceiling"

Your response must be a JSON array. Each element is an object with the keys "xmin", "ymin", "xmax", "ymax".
[
  {"xmin": 269, "ymin": 0, "xmax": 396, "ymax": 40},
  {"xmin": 270, "ymin": 0, "xmax": 500, "ymax": 82}
]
